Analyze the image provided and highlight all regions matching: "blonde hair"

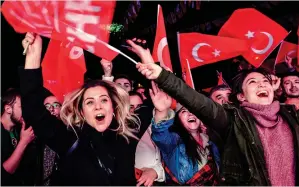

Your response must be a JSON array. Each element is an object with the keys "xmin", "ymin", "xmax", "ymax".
[{"xmin": 60, "ymin": 80, "xmax": 140, "ymax": 142}]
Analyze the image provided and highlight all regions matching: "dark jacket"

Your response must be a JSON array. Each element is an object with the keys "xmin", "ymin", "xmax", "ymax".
[
  {"xmin": 19, "ymin": 68, "xmax": 152, "ymax": 185},
  {"xmin": 155, "ymin": 69, "xmax": 299, "ymax": 186}
]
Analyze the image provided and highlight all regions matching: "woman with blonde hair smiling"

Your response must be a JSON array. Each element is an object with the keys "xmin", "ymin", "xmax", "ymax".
[{"xmin": 19, "ymin": 33, "xmax": 151, "ymax": 185}]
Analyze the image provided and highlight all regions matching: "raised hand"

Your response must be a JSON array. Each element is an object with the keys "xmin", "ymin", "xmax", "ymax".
[
  {"xmin": 22, "ymin": 32, "xmax": 42, "ymax": 69},
  {"xmin": 20, "ymin": 121, "xmax": 35, "ymax": 146},
  {"xmin": 136, "ymin": 63, "xmax": 162, "ymax": 80},
  {"xmin": 126, "ymin": 39, "xmax": 155, "ymax": 64},
  {"xmin": 150, "ymin": 81, "xmax": 172, "ymax": 112},
  {"xmin": 100, "ymin": 58, "xmax": 113, "ymax": 77},
  {"xmin": 285, "ymin": 54, "xmax": 293, "ymax": 68},
  {"xmin": 22, "ymin": 32, "xmax": 42, "ymax": 57}
]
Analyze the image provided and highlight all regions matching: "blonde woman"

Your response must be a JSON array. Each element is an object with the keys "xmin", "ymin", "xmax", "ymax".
[{"xmin": 19, "ymin": 33, "xmax": 151, "ymax": 185}]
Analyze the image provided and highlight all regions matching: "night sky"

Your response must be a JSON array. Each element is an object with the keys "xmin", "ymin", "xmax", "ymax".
[{"xmin": 1, "ymin": 1, "xmax": 298, "ymax": 94}]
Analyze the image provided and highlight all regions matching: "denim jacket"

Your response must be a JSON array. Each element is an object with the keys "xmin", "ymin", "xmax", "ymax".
[{"xmin": 151, "ymin": 110, "xmax": 220, "ymax": 184}]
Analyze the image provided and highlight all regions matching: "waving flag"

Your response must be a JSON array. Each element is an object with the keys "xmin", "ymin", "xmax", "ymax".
[
  {"xmin": 178, "ymin": 32, "xmax": 248, "ymax": 69},
  {"xmin": 181, "ymin": 59, "xmax": 195, "ymax": 89},
  {"xmin": 152, "ymin": 4, "xmax": 173, "ymax": 71},
  {"xmin": 218, "ymin": 8, "xmax": 288, "ymax": 67},
  {"xmin": 2, "ymin": 0, "xmax": 118, "ymax": 61},
  {"xmin": 275, "ymin": 41, "xmax": 297, "ymax": 64},
  {"xmin": 42, "ymin": 39, "xmax": 86, "ymax": 102}
]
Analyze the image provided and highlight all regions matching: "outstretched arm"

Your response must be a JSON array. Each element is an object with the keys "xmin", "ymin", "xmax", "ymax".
[{"xmin": 127, "ymin": 39, "xmax": 229, "ymax": 133}]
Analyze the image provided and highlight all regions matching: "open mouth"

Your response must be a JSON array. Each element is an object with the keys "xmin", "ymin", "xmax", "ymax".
[
  {"xmin": 256, "ymin": 90, "xmax": 269, "ymax": 98},
  {"xmin": 95, "ymin": 114, "xmax": 105, "ymax": 121},
  {"xmin": 187, "ymin": 118, "xmax": 196, "ymax": 123}
]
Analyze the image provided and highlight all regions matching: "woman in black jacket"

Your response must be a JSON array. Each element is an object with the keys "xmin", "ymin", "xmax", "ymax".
[
  {"xmin": 19, "ymin": 33, "xmax": 153, "ymax": 185},
  {"xmin": 127, "ymin": 39, "xmax": 299, "ymax": 186}
]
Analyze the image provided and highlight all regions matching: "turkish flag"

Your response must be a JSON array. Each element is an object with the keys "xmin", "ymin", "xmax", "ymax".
[
  {"xmin": 2, "ymin": 0, "xmax": 118, "ymax": 61},
  {"xmin": 181, "ymin": 59, "xmax": 195, "ymax": 89},
  {"xmin": 275, "ymin": 41, "xmax": 297, "ymax": 64},
  {"xmin": 218, "ymin": 8, "xmax": 288, "ymax": 68},
  {"xmin": 152, "ymin": 4, "xmax": 173, "ymax": 71},
  {"xmin": 178, "ymin": 32, "xmax": 248, "ymax": 69},
  {"xmin": 217, "ymin": 72, "xmax": 224, "ymax": 85},
  {"xmin": 42, "ymin": 39, "xmax": 86, "ymax": 102}
]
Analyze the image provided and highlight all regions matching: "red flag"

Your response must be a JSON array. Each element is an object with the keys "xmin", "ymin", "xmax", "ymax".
[
  {"xmin": 42, "ymin": 39, "xmax": 86, "ymax": 102},
  {"xmin": 217, "ymin": 72, "xmax": 224, "ymax": 85},
  {"xmin": 181, "ymin": 59, "xmax": 195, "ymax": 89},
  {"xmin": 275, "ymin": 41, "xmax": 297, "ymax": 64},
  {"xmin": 178, "ymin": 32, "xmax": 248, "ymax": 69},
  {"xmin": 202, "ymin": 87, "xmax": 212, "ymax": 93},
  {"xmin": 152, "ymin": 4, "xmax": 173, "ymax": 71},
  {"xmin": 218, "ymin": 8, "xmax": 288, "ymax": 68},
  {"xmin": 2, "ymin": 0, "xmax": 118, "ymax": 61}
]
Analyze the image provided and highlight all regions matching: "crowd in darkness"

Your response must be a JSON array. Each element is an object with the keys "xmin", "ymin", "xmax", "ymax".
[{"xmin": 1, "ymin": 31, "xmax": 299, "ymax": 186}]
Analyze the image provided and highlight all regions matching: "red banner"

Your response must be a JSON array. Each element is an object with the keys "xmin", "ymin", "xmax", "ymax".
[
  {"xmin": 2, "ymin": 0, "xmax": 118, "ymax": 61},
  {"xmin": 181, "ymin": 59, "xmax": 195, "ymax": 89},
  {"xmin": 275, "ymin": 41, "xmax": 297, "ymax": 64},
  {"xmin": 178, "ymin": 32, "xmax": 248, "ymax": 69},
  {"xmin": 42, "ymin": 39, "xmax": 86, "ymax": 102},
  {"xmin": 152, "ymin": 5, "xmax": 173, "ymax": 71},
  {"xmin": 218, "ymin": 8, "xmax": 288, "ymax": 68}
]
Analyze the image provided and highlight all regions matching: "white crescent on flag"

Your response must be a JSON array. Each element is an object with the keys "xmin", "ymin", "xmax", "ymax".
[
  {"xmin": 251, "ymin": 31, "xmax": 274, "ymax": 54},
  {"xmin": 157, "ymin": 37, "xmax": 168, "ymax": 67},
  {"xmin": 192, "ymin": 43, "xmax": 211, "ymax": 62},
  {"xmin": 287, "ymin": 50, "xmax": 296, "ymax": 57}
]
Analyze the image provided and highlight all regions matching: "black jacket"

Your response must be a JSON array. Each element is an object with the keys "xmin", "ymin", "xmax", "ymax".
[
  {"xmin": 155, "ymin": 69, "xmax": 299, "ymax": 186},
  {"xmin": 19, "ymin": 68, "xmax": 152, "ymax": 185}
]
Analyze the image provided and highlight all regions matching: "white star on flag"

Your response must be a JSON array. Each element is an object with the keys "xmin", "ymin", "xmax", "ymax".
[
  {"xmin": 212, "ymin": 49, "xmax": 221, "ymax": 57},
  {"xmin": 245, "ymin": 31, "xmax": 255, "ymax": 39}
]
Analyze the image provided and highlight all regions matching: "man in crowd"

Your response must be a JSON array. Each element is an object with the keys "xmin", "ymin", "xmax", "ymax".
[
  {"xmin": 281, "ymin": 71, "xmax": 299, "ymax": 112},
  {"xmin": 114, "ymin": 74, "xmax": 133, "ymax": 92},
  {"xmin": 129, "ymin": 91, "xmax": 144, "ymax": 113},
  {"xmin": 209, "ymin": 84, "xmax": 232, "ymax": 105},
  {"xmin": 1, "ymin": 88, "xmax": 41, "ymax": 185}
]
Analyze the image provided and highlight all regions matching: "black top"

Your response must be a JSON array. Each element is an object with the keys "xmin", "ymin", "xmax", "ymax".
[{"xmin": 19, "ymin": 67, "xmax": 152, "ymax": 185}]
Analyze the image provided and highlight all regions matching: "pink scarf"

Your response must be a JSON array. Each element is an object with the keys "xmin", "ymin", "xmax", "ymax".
[{"xmin": 241, "ymin": 101, "xmax": 295, "ymax": 186}]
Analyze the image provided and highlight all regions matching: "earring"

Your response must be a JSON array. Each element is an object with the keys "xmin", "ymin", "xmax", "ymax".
[{"xmin": 113, "ymin": 113, "xmax": 115, "ymax": 118}]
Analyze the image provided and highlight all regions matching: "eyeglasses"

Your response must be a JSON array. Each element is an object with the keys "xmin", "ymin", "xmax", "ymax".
[{"xmin": 45, "ymin": 102, "xmax": 61, "ymax": 110}]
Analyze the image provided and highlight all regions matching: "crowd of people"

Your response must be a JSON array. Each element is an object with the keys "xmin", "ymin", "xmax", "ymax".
[{"xmin": 1, "ymin": 32, "xmax": 298, "ymax": 186}]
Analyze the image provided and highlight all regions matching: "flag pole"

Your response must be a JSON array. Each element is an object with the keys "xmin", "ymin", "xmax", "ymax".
[{"xmin": 96, "ymin": 38, "xmax": 138, "ymax": 65}]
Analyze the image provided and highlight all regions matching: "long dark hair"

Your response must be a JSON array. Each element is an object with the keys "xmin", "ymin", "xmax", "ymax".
[{"xmin": 169, "ymin": 112, "xmax": 204, "ymax": 165}]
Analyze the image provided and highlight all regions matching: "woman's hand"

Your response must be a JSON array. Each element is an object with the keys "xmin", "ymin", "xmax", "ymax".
[
  {"xmin": 22, "ymin": 32, "xmax": 42, "ymax": 69},
  {"xmin": 126, "ymin": 39, "xmax": 155, "ymax": 64},
  {"xmin": 150, "ymin": 81, "xmax": 172, "ymax": 112},
  {"xmin": 136, "ymin": 63, "xmax": 162, "ymax": 80},
  {"xmin": 100, "ymin": 58, "xmax": 113, "ymax": 77}
]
